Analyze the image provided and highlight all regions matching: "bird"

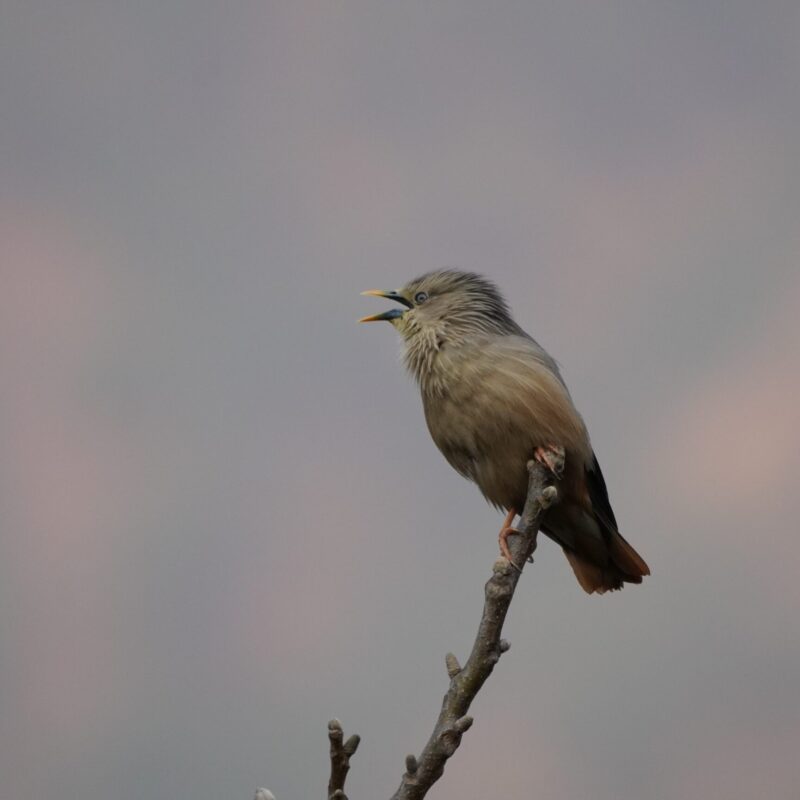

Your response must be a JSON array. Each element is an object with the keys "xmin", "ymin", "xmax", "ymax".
[{"xmin": 360, "ymin": 270, "xmax": 649, "ymax": 593}]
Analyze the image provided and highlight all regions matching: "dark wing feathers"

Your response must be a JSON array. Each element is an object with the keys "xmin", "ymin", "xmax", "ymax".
[
  {"xmin": 586, "ymin": 453, "xmax": 650, "ymax": 581},
  {"xmin": 586, "ymin": 452, "xmax": 618, "ymax": 531}
]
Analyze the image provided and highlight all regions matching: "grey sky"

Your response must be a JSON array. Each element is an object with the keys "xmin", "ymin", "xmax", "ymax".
[{"xmin": 1, "ymin": 3, "xmax": 799, "ymax": 799}]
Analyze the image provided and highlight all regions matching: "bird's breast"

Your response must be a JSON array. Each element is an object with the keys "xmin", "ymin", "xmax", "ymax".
[{"xmin": 421, "ymin": 338, "xmax": 591, "ymax": 510}]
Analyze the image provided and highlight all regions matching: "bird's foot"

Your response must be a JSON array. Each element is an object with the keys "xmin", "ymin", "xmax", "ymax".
[
  {"xmin": 534, "ymin": 444, "xmax": 565, "ymax": 477},
  {"xmin": 498, "ymin": 508, "xmax": 524, "ymax": 571},
  {"xmin": 499, "ymin": 526, "xmax": 523, "ymax": 572}
]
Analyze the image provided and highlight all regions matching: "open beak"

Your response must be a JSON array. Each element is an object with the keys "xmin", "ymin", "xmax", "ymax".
[{"xmin": 359, "ymin": 289, "xmax": 412, "ymax": 322}]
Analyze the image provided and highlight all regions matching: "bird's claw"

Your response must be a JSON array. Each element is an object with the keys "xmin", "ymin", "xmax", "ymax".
[
  {"xmin": 534, "ymin": 444, "xmax": 565, "ymax": 477},
  {"xmin": 499, "ymin": 525, "xmax": 523, "ymax": 572}
]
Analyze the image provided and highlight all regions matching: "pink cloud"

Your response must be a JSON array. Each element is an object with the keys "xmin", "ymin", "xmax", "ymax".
[
  {"xmin": 0, "ymin": 208, "xmax": 133, "ymax": 737},
  {"xmin": 674, "ymin": 726, "xmax": 800, "ymax": 799},
  {"xmin": 650, "ymin": 274, "xmax": 800, "ymax": 520}
]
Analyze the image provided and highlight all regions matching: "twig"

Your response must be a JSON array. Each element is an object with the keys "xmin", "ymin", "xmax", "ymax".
[
  {"xmin": 389, "ymin": 454, "xmax": 562, "ymax": 800},
  {"xmin": 328, "ymin": 718, "xmax": 361, "ymax": 800},
  {"xmin": 255, "ymin": 454, "xmax": 560, "ymax": 800}
]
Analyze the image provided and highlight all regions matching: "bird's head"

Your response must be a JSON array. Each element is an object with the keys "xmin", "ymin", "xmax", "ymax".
[{"xmin": 359, "ymin": 270, "xmax": 517, "ymax": 345}]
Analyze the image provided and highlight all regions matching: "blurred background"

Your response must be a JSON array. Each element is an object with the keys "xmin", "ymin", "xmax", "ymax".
[{"xmin": 2, "ymin": 3, "xmax": 799, "ymax": 799}]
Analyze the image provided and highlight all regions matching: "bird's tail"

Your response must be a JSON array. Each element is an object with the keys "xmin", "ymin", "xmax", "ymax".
[
  {"xmin": 563, "ymin": 529, "xmax": 650, "ymax": 594},
  {"xmin": 563, "ymin": 452, "xmax": 650, "ymax": 593}
]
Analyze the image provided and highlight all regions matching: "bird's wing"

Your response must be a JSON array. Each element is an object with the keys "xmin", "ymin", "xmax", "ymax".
[
  {"xmin": 475, "ymin": 335, "xmax": 592, "ymax": 458},
  {"xmin": 513, "ymin": 330, "xmax": 571, "ymax": 389},
  {"xmin": 585, "ymin": 452, "xmax": 619, "ymax": 530}
]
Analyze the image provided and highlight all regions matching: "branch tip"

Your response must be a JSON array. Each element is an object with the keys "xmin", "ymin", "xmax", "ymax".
[
  {"xmin": 445, "ymin": 652, "xmax": 462, "ymax": 678},
  {"xmin": 499, "ymin": 639, "xmax": 511, "ymax": 653},
  {"xmin": 255, "ymin": 790, "xmax": 275, "ymax": 800},
  {"xmin": 540, "ymin": 485, "xmax": 558, "ymax": 507},
  {"xmin": 405, "ymin": 754, "xmax": 419, "ymax": 775},
  {"xmin": 454, "ymin": 715, "xmax": 474, "ymax": 733},
  {"xmin": 327, "ymin": 719, "xmax": 359, "ymax": 800}
]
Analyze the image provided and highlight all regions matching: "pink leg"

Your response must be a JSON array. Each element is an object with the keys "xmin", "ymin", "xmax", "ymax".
[{"xmin": 498, "ymin": 508, "xmax": 522, "ymax": 571}]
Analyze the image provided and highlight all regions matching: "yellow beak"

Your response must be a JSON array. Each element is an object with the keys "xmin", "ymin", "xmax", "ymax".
[{"xmin": 359, "ymin": 288, "xmax": 413, "ymax": 322}]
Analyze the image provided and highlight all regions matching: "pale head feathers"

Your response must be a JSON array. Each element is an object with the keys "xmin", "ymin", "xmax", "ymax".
[{"xmin": 389, "ymin": 271, "xmax": 523, "ymax": 393}]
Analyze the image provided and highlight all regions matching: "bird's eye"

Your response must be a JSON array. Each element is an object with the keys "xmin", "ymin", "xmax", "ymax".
[{"xmin": 414, "ymin": 291, "xmax": 429, "ymax": 304}]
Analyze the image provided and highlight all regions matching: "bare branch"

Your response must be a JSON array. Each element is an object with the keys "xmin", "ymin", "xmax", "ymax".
[
  {"xmin": 259, "ymin": 454, "xmax": 560, "ymax": 800},
  {"xmin": 328, "ymin": 718, "xmax": 361, "ymax": 800},
  {"xmin": 389, "ymin": 453, "xmax": 562, "ymax": 800}
]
